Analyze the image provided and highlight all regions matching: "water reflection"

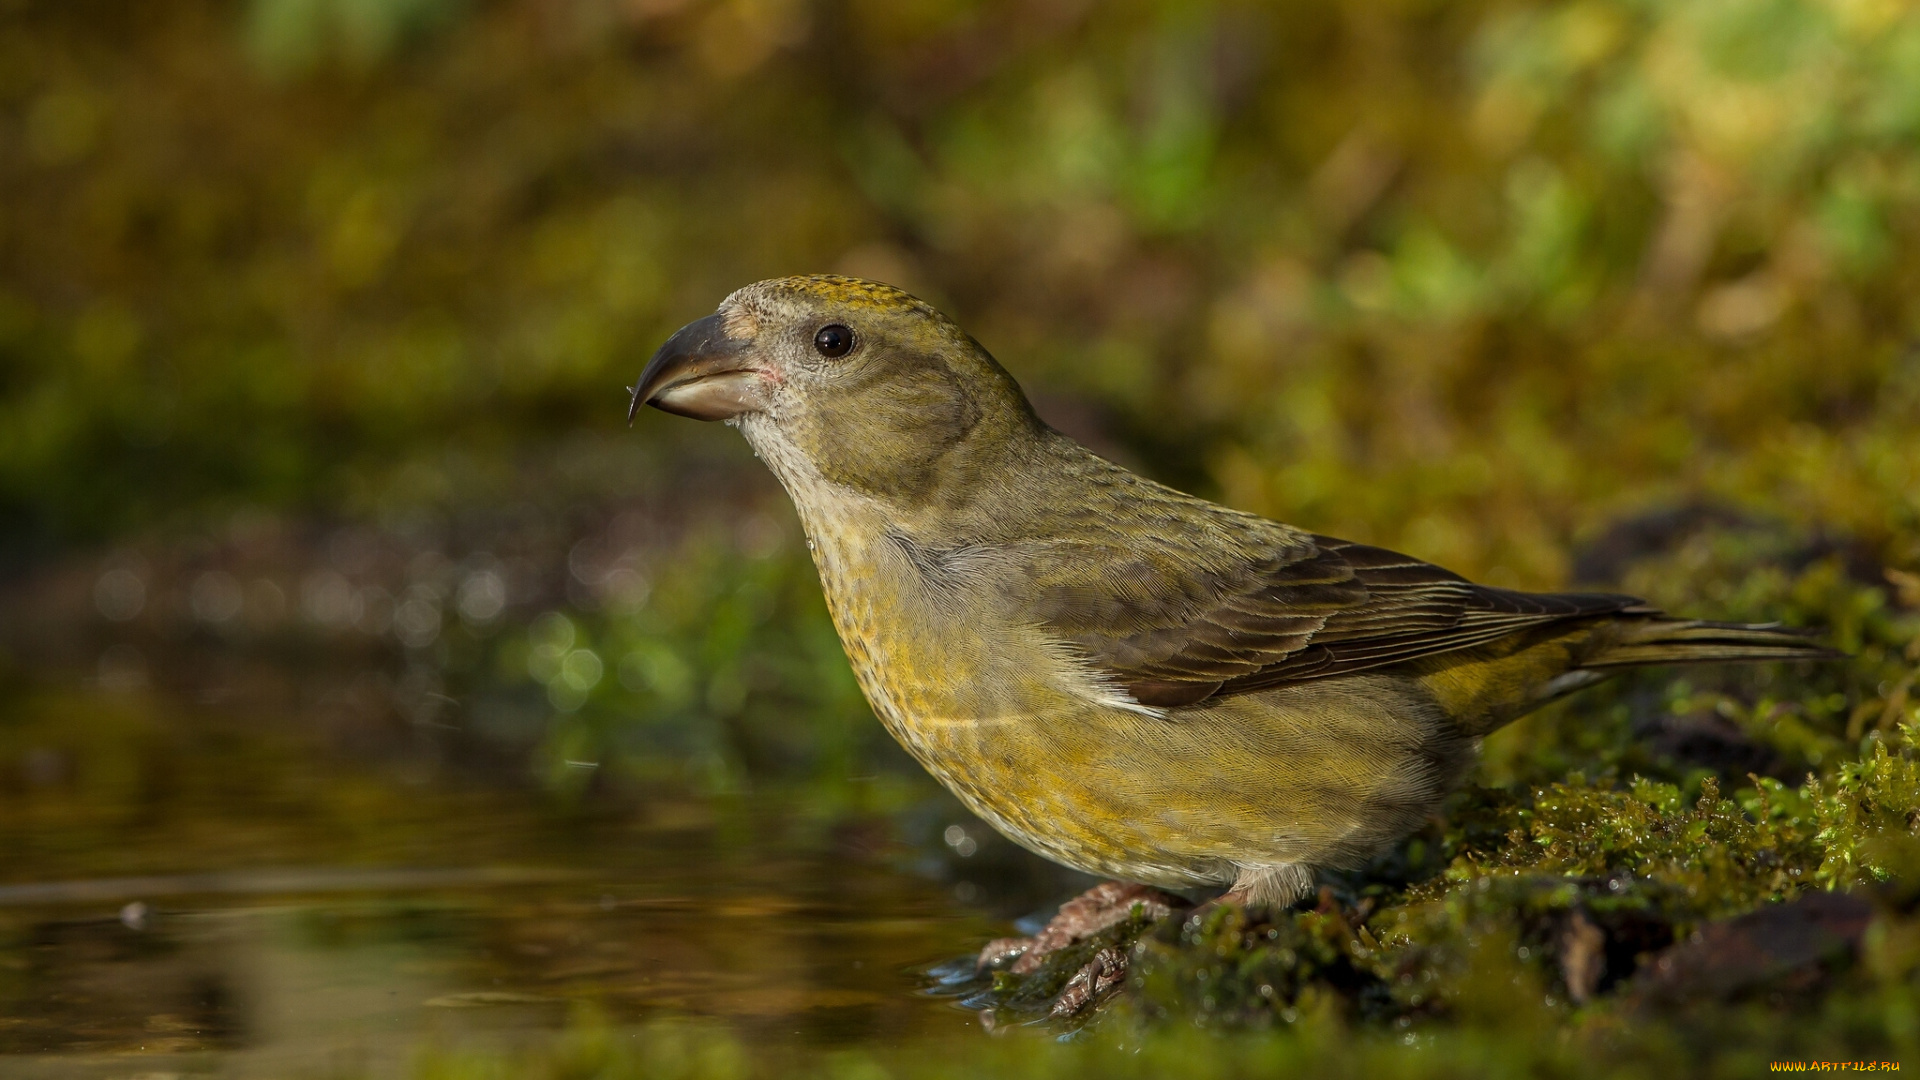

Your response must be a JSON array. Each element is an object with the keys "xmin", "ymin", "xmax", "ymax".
[
  {"xmin": 1, "ymin": 868, "xmax": 986, "ymax": 1062},
  {"xmin": 0, "ymin": 634, "xmax": 1067, "ymax": 1069},
  {"xmin": 0, "ymin": 686, "xmax": 999, "ymax": 1070}
]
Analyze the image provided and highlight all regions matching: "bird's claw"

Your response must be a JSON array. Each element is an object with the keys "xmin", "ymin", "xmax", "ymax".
[{"xmin": 1051, "ymin": 946, "xmax": 1129, "ymax": 1017}]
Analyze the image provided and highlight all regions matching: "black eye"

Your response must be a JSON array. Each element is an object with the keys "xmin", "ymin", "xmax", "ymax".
[{"xmin": 813, "ymin": 324, "xmax": 854, "ymax": 357}]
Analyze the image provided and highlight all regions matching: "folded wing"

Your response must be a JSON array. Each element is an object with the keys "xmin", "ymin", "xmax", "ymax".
[{"xmin": 1027, "ymin": 531, "xmax": 1649, "ymax": 708}]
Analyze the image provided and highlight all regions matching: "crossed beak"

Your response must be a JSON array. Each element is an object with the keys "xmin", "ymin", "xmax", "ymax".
[{"xmin": 627, "ymin": 313, "xmax": 769, "ymax": 423}]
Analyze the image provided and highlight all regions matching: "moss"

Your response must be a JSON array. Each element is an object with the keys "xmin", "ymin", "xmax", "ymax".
[
  {"xmin": 1809, "ymin": 730, "xmax": 1920, "ymax": 889},
  {"xmin": 1127, "ymin": 898, "xmax": 1392, "ymax": 1029}
]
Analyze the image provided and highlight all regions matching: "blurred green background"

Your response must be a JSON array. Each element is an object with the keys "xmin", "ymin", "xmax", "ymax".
[
  {"xmin": 8, "ymin": 0, "xmax": 1916, "ymax": 562},
  {"xmin": 3, "ymin": 0, "xmax": 1920, "ymax": 1074}
]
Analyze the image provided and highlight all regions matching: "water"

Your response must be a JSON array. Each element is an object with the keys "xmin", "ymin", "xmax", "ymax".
[
  {"xmin": 0, "ymin": 679, "xmax": 1017, "ymax": 1077},
  {"xmin": 0, "ymin": 513, "xmax": 1082, "ymax": 1077}
]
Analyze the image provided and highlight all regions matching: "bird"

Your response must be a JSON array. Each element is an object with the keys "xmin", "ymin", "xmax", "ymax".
[{"xmin": 629, "ymin": 274, "xmax": 1835, "ymax": 988}]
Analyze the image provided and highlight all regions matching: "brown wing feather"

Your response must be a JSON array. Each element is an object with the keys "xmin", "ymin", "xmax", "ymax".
[{"xmin": 1037, "ymin": 532, "xmax": 1648, "ymax": 707}]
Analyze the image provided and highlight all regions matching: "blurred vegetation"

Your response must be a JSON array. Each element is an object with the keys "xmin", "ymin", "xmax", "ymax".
[
  {"xmin": 4, "ymin": 0, "xmax": 1915, "ymax": 574},
  {"xmin": 4, "ymin": 0, "xmax": 1920, "ymax": 1073}
]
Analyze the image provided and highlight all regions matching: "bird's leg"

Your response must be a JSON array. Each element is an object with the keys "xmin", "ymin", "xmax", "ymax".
[
  {"xmin": 976, "ymin": 881, "xmax": 1185, "ymax": 975},
  {"xmin": 976, "ymin": 873, "xmax": 1313, "ymax": 1017},
  {"xmin": 1182, "ymin": 863, "xmax": 1314, "ymax": 928}
]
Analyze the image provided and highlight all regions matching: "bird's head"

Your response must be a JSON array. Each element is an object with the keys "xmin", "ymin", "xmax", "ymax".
[{"xmin": 630, "ymin": 276, "xmax": 1043, "ymax": 500}]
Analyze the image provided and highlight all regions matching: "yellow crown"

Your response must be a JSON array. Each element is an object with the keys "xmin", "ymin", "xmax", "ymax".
[{"xmin": 767, "ymin": 275, "xmax": 935, "ymax": 316}]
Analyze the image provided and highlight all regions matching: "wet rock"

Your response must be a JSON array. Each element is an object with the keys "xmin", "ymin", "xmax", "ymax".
[
  {"xmin": 1630, "ymin": 711, "xmax": 1791, "ymax": 783},
  {"xmin": 1626, "ymin": 891, "xmax": 1874, "ymax": 1008}
]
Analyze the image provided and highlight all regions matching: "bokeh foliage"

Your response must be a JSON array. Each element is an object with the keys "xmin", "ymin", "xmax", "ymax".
[{"xmin": 2, "ymin": 0, "xmax": 1915, "ymax": 577}]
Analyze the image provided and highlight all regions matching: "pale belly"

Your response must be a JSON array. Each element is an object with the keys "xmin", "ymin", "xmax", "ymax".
[{"xmin": 825, "ymin": 562, "xmax": 1472, "ymax": 887}]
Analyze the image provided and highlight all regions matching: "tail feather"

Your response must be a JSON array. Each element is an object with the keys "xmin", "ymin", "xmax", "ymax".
[{"xmin": 1585, "ymin": 619, "xmax": 1844, "ymax": 669}]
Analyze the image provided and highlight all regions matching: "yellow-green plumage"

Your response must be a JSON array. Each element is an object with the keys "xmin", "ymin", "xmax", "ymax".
[{"xmin": 632, "ymin": 275, "xmax": 1835, "ymax": 905}]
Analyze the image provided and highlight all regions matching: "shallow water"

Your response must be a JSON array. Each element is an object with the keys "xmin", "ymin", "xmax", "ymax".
[{"xmin": 0, "ymin": 663, "xmax": 1024, "ymax": 1077}]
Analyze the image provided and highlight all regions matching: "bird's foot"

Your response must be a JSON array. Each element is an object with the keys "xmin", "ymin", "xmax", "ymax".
[
  {"xmin": 975, "ymin": 881, "xmax": 1185, "ymax": 1018},
  {"xmin": 977, "ymin": 881, "xmax": 1184, "ymax": 975}
]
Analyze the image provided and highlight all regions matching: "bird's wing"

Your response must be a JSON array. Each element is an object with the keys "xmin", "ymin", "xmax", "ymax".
[{"xmin": 1024, "ymin": 530, "xmax": 1649, "ymax": 708}]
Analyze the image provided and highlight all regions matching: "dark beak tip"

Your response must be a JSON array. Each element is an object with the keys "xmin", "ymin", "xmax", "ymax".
[{"xmin": 626, "ymin": 311, "xmax": 747, "ymax": 426}]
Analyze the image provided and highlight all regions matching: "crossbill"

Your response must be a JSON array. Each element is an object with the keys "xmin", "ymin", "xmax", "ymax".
[{"xmin": 630, "ymin": 275, "xmax": 1832, "ymax": 951}]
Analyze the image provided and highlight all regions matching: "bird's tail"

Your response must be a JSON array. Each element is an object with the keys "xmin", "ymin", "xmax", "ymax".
[{"xmin": 1584, "ymin": 618, "xmax": 1843, "ymax": 669}]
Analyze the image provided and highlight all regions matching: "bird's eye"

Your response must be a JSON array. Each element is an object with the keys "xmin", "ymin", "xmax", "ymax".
[{"xmin": 813, "ymin": 324, "xmax": 854, "ymax": 358}]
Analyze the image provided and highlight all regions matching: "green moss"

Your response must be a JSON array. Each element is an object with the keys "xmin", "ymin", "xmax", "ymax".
[
  {"xmin": 1809, "ymin": 729, "xmax": 1920, "ymax": 886},
  {"xmin": 1127, "ymin": 900, "xmax": 1389, "ymax": 1030}
]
